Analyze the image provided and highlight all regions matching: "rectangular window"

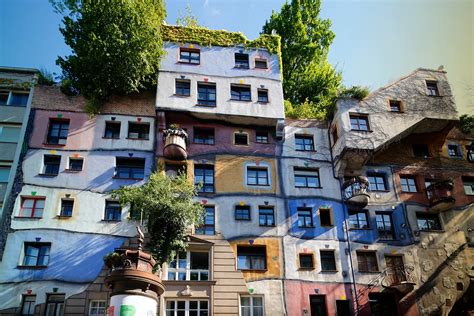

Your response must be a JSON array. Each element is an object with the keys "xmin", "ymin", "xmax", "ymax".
[
  {"xmin": 357, "ymin": 251, "xmax": 379, "ymax": 272},
  {"xmin": 256, "ymin": 131, "xmax": 268, "ymax": 143},
  {"xmin": 21, "ymin": 295, "xmax": 36, "ymax": 316},
  {"xmin": 104, "ymin": 201, "xmax": 121, "ymax": 221},
  {"xmin": 463, "ymin": 177, "xmax": 474, "ymax": 195},
  {"xmin": 257, "ymin": 89, "xmax": 269, "ymax": 103},
  {"xmin": 68, "ymin": 157, "xmax": 84, "ymax": 171},
  {"xmin": 240, "ymin": 296, "xmax": 264, "ymax": 316},
  {"xmin": 20, "ymin": 197, "xmax": 45, "ymax": 218},
  {"xmin": 195, "ymin": 205, "xmax": 215, "ymax": 235},
  {"xmin": 235, "ymin": 205, "xmax": 251, "ymax": 221},
  {"xmin": 320, "ymin": 250, "xmax": 337, "ymax": 271},
  {"xmin": 45, "ymin": 294, "xmax": 64, "ymax": 316},
  {"xmin": 295, "ymin": 135, "xmax": 314, "ymax": 151},
  {"xmin": 247, "ymin": 167, "xmax": 269, "ymax": 186},
  {"xmin": 193, "ymin": 127, "xmax": 215, "ymax": 144},
  {"xmin": 9, "ymin": 92, "xmax": 29, "ymax": 106},
  {"xmin": 115, "ymin": 157, "xmax": 145, "ymax": 179},
  {"xmin": 466, "ymin": 145, "xmax": 474, "ymax": 162},
  {"xmin": 128, "ymin": 122, "xmax": 150, "ymax": 140},
  {"xmin": 194, "ymin": 165, "xmax": 214, "ymax": 193},
  {"xmin": 235, "ymin": 53, "xmax": 249, "ymax": 69},
  {"xmin": 367, "ymin": 174, "xmax": 387, "ymax": 191},
  {"xmin": 389, "ymin": 100, "xmax": 402, "ymax": 112},
  {"xmin": 166, "ymin": 300, "xmax": 209, "ymax": 316},
  {"xmin": 175, "ymin": 80, "xmax": 191, "ymax": 96},
  {"xmin": 0, "ymin": 91, "xmax": 8, "ymax": 105},
  {"xmin": 237, "ymin": 246, "xmax": 266, "ymax": 270},
  {"xmin": 297, "ymin": 207, "xmax": 313, "ymax": 228},
  {"xmin": 319, "ymin": 208, "xmax": 332, "ymax": 226},
  {"xmin": 348, "ymin": 210, "xmax": 368, "ymax": 229},
  {"xmin": 400, "ymin": 176, "xmax": 417, "ymax": 192},
  {"xmin": 231, "ymin": 84, "xmax": 251, "ymax": 101},
  {"xmin": 165, "ymin": 163, "xmax": 186, "ymax": 178},
  {"xmin": 59, "ymin": 199, "xmax": 74, "ymax": 217},
  {"xmin": 375, "ymin": 212, "xmax": 394, "ymax": 240},
  {"xmin": 255, "ymin": 58, "xmax": 268, "ymax": 69},
  {"xmin": 234, "ymin": 133, "xmax": 249, "ymax": 145},
  {"xmin": 89, "ymin": 300, "xmax": 106, "ymax": 316},
  {"xmin": 179, "ymin": 48, "xmax": 200, "ymax": 64},
  {"xmin": 104, "ymin": 121, "xmax": 120, "ymax": 139},
  {"xmin": 413, "ymin": 144, "xmax": 430, "ymax": 158},
  {"xmin": 417, "ymin": 213, "xmax": 442, "ymax": 231},
  {"xmin": 197, "ymin": 83, "xmax": 216, "ymax": 106},
  {"xmin": 43, "ymin": 155, "xmax": 61, "ymax": 175},
  {"xmin": 426, "ymin": 80, "xmax": 439, "ymax": 96},
  {"xmin": 259, "ymin": 206, "xmax": 275, "ymax": 226},
  {"xmin": 299, "ymin": 253, "xmax": 314, "ymax": 269},
  {"xmin": 350, "ymin": 114, "xmax": 369, "ymax": 131},
  {"xmin": 23, "ymin": 242, "xmax": 51, "ymax": 266},
  {"xmin": 448, "ymin": 144, "xmax": 461, "ymax": 157},
  {"xmin": 0, "ymin": 125, "xmax": 21, "ymax": 143},
  {"xmin": 294, "ymin": 167, "xmax": 320, "ymax": 188},
  {"xmin": 47, "ymin": 119, "xmax": 69, "ymax": 145},
  {"xmin": 167, "ymin": 251, "xmax": 209, "ymax": 281}
]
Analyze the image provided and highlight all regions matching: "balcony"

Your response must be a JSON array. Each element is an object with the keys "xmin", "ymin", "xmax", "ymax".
[
  {"xmin": 342, "ymin": 176, "xmax": 370, "ymax": 208},
  {"xmin": 426, "ymin": 180, "xmax": 455, "ymax": 212},
  {"xmin": 163, "ymin": 128, "xmax": 188, "ymax": 160},
  {"xmin": 381, "ymin": 265, "xmax": 416, "ymax": 294}
]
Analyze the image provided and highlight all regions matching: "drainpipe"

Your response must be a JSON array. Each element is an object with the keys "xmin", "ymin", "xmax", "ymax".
[{"xmin": 327, "ymin": 121, "xmax": 360, "ymax": 315}]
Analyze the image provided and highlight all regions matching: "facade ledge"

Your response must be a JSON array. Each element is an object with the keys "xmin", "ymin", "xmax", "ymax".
[
  {"xmin": 13, "ymin": 216, "xmax": 42, "ymax": 220},
  {"xmin": 17, "ymin": 265, "xmax": 48, "ymax": 270},
  {"xmin": 38, "ymin": 173, "xmax": 58, "ymax": 177},
  {"xmin": 163, "ymin": 280, "xmax": 217, "ymax": 286}
]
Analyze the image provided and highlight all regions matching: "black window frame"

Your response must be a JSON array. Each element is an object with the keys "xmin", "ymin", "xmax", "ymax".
[
  {"xmin": 255, "ymin": 131, "xmax": 269, "ymax": 144},
  {"xmin": 104, "ymin": 201, "xmax": 121, "ymax": 221},
  {"xmin": 400, "ymin": 176, "xmax": 417, "ymax": 192},
  {"xmin": 320, "ymin": 250, "xmax": 337, "ymax": 271},
  {"xmin": 426, "ymin": 80, "xmax": 439, "ymax": 96},
  {"xmin": 416, "ymin": 213, "xmax": 442, "ymax": 231},
  {"xmin": 389, "ymin": 100, "xmax": 402, "ymax": 112},
  {"xmin": 197, "ymin": 82, "xmax": 216, "ymax": 106},
  {"xmin": 237, "ymin": 246, "xmax": 266, "ymax": 270},
  {"xmin": 234, "ymin": 133, "xmax": 249, "ymax": 146},
  {"xmin": 254, "ymin": 58, "xmax": 268, "ymax": 69},
  {"xmin": 257, "ymin": 89, "xmax": 269, "ymax": 103},
  {"xmin": 127, "ymin": 122, "xmax": 150, "ymax": 140},
  {"xmin": 299, "ymin": 253, "xmax": 314, "ymax": 269},
  {"xmin": 295, "ymin": 135, "xmax": 315, "ymax": 151},
  {"xmin": 175, "ymin": 79, "xmax": 191, "ymax": 96},
  {"xmin": 447, "ymin": 144, "xmax": 461, "ymax": 157},
  {"xmin": 115, "ymin": 157, "xmax": 145, "ymax": 180},
  {"xmin": 104, "ymin": 121, "xmax": 121, "ymax": 139},
  {"xmin": 375, "ymin": 212, "xmax": 394, "ymax": 240},
  {"xmin": 194, "ymin": 165, "xmax": 214, "ymax": 193},
  {"xmin": 258, "ymin": 206, "xmax": 275, "ymax": 227},
  {"xmin": 46, "ymin": 119, "xmax": 70, "ymax": 145},
  {"xmin": 59, "ymin": 199, "xmax": 74, "ymax": 217},
  {"xmin": 297, "ymin": 207, "xmax": 313, "ymax": 228},
  {"xmin": 357, "ymin": 251, "xmax": 379, "ymax": 272},
  {"xmin": 68, "ymin": 157, "xmax": 84, "ymax": 171},
  {"xmin": 246, "ymin": 167, "xmax": 269, "ymax": 186},
  {"xmin": 348, "ymin": 210, "xmax": 369, "ymax": 229},
  {"xmin": 20, "ymin": 294, "xmax": 36, "ymax": 316},
  {"xmin": 367, "ymin": 173, "xmax": 388, "ymax": 191},
  {"xmin": 195, "ymin": 205, "xmax": 215, "ymax": 235},
  {"xmin": 193, "ymin": 127, "xmax": 215, "ymax": 145},
  {"xmin": 235, "ymin": 205, "xmax": 251, "ymax": 221},
  {"xmin": 319, "ymin": 208, "xmax": 332, "ymax": 227},
  {"xmin": 234, "ymin": 53, "xmax": 250, "ymax": 69},
  {"xmin": 294, "ymin": 167, "xmax": 321, "ymax": 188},
  {"xmin": 231, "ymin": 84, "xmax": 251, "ymax": 102},
  {"xmin": 179, "ymin": 47, "xmax": 200, "ymax": 64},
  {"xmin": 43, "ymin": 155, "xmax": 61, "ymax": 175},
  {"xmin": 349, "ymin": 114, "xmax": 370, "ymax": 131}
]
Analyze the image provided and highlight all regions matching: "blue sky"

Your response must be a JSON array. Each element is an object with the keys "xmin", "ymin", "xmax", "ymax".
[{"xmin": 0, "ymin": 0, "xmax": 472, "ymax": 114}]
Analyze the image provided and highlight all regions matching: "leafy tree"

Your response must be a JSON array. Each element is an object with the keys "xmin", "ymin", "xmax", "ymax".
[
  {"xmin": 37, "ymin": 67, "xmax": 56, "ymax": 86},
  {"xmin": 51, "ymin": 0, "xmax": 166, "ymax": 111},
  {"xmin": 176, "ymin": 4, "xmax": 200, "ymax": 28},
  {"xmin": 112, "ymin": 172, "xmax": 205, "ymax": 268},
  {"xmin": 262, "ymin": 0, "xmax": 342, "ymax": 119},
  {"xmin": 459, "ymin": 114, "xmax": 474, "ymax": 134},
  {"xmin": 338, "ymin": 85, "xmax": 370, "ymax": 101}
]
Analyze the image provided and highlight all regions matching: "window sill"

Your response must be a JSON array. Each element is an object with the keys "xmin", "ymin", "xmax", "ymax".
[
  {"xmin": 38, "ymin": 173, "xmax": 58, "ymax": 177},
  {"xmin": 259, "ymin": 225, "xmax": 276, "ymax": 227},
  {"xmin": 233, "ymin": 143, "xmax": 249, "ymax": 147},
  {"xmin": 43, "ymin": 143, "xmax": 66, "ymax": 147},
  {"xmin": 298, "ymin": 267, "xmax": 315, "ymax": 271},
  {"xmin": 236, "ymin": 218, "xmax": 251, "ymax": 221},
  {"xmin": 257, "ymin": 101, "xmax": 269, "ymax": 104},
  {"xmin": 350, "ymin": 129, "xmax": 373, "ymax": 133},
  {"xmin": 230, "ymin": 99, "xmax": 252, "ymax": 102},
  {"xmin": 113, "ymin": 177, "xmax": 144, "ymax": 180},
  {"xmin": 295, "ymin": 150, "xmax": 316, "ymax": 152},
  {"xmin": 64, "ymin": 169, "xmax": 82, "ymax": 173},
  {"xmin": 17, "ymin": 265, "xmax": 48, "ymax": 270},
  {"xmin": 370, "ymin": 190, "xmax": 390, "ymax": 193},
  {"xmin": 14, "ymin": 216, "xmax": 42, "ymax": 219},
  {"xmin": 233, "ymin": 66, "xmax": 250, "ymax": 70},
  {"xmin": 295, "ymin": 186, "xmax": 323, "ymax": 189},
  {"xmin": 320, "ymin": 270, "xmax": 338, "ymax": 273},
  {"xmin": 321, "ymin": 225, "xmax": 334, "ymax": 228},
  {"xmin": 256, "ymin": 142, "xmax": 269, "ymax": 144},
  {"xmin": 101, "ymin": 219, "xmax": 122, "ymax": 223},
  {"xmin": 298, "ymin": 226, "xmax": 315, "ymax": 229},
  {"xmin": 192, "ymin": 142, "xmax": 215, "ymax": 145},
  {"xmin": 254, "ymin": 67, "xmax": 268, "ymax": 70},
  {"xmin": 164, "ymin": 280, "xmax": 216, "ymax": 285},
  {"xmin": 195, "ymin": 103, "xmax": 216, "ymax": 107},
  {"xmin": 174, "ymin": 93, "xmax": 191, "ymax": 97},
  {"xmin": 239, "ymin": 269, "xmax": 267, "ymax": 272},
  {"xmin": 177, "ymin": 61, "xmax": 200, "ymax": 65},
  {"xmin": 246, "ymin": 184, "xmax": 271, "ymax": 187},
  {"xmin": 102, "ymin": 137, "xmax": 120, "ymax": 140},
  {"xmin": 56, "ymin": 215, "xmax": 72, "ymax": 219},
  {"xmin": 126, "ymin": 137, "xmax": 150, "ymax": 141}
]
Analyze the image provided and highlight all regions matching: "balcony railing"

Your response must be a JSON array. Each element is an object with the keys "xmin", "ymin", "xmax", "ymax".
[
  {"xmin": 425, "ymin": 180, "xmax": 455, "ymax": 212},
  {"xmin": 342, "ymin": 176, "xmax": 370, "ymax": 207},
  {"xmin": 381, "ymin": 264, "xmax": 416, "ymax": 294},
  {"xmin": 163, "ymin": 128, "xmax": 188, "ymax": 160}
]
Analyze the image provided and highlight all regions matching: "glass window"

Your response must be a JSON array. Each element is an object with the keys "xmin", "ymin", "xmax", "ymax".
[
  {"xmin": 175, "ymin": 80, "xmax": 191, "ymax": 96},
  {"xmin": 104, "ymin": 201, "xmax": 121, "ymax": 221},
  {"xmin": 297, "ymin": 207, "xmax": 313, "ymax": 228},
  {"xmin": 128, "ymin": 122, "xmax": 150, "ymax": 140},
  {"xmin": 247, "ymin": 167, "xmax": 269, "ymax": 186},
  {"xmin": 194, "ymin": 165, "xmax": 214, "ymax": 193},
  {"xmin": 320, "ymin": 250, "xmax": 337, "ymax": 271},
  {"xmin": 68, "ymin": 158, "xmax": 84, "ymax": 171},
  {"xmin": 23, "ymin": 242, "xmax": 51, "ymax": 266},
  {"xmin": 237, "ymin": 246, "xmax": 266, "ymax": 270},
  {"xmin": 0, "ymin": 125, "xmax": 21, "ymax": 142},
  {"xmin": 0, "ymin": 92, "xmax": 9, "ymax": 105},
  {"xmin": 299, "ymin": 253, "xmax": 314, "ymax": 269},
  {"xmin": 466, "ymin": 144, "xmax": 474, "ymax": 162},
  {"xmin": 463, "ymin": 177, "xmax": 474, "ymax": 195},
  {"xmin": 447, "ymin": 144, "xmax": 461, "ymax": 157},
  {"xmin": 375, "ymin": 212, "xmax": 394, "ymax": 240},
  {"xmin": 348, "ymin": 210, "xmax": 368, "ymax": 229},
  {"xmin": 193, "ymin": 127, "xmax": 214, "ymax": 144},
  {"xmin": 294, "ymin": 168, "xmax": 320, "ymax": 188},
  {"xmin": 357, "ymin": 251, "xmax": 379, "ymax": 272},
  {"xmin": 255, "ymin": 131, "xmax": 268, "ymax": 144},
  {"xmin": 166, "ymin": 300, "xmax": 208, "ymax": 316},
  {"xmin": 389, "ymin": 100, "xmax": 401, "ymax": 112},
  {"xmin": 240, "ymin": 296, "xmax": 264, "ymax": 316},
  {"xmin": 349, "ymin": 115, "xmax": 369, "ymax": 131},
  {"xmin": 234, "ymin": 133, "xmax": 249, "ymax": 145},
  {"xmin": 413, "ymin": 144, "xmax": 430, "ymax": 158},
  {"xmin": 231, "ymin": 85, "xmax": 251, "ymax": 101},
  {"xmin": 197, "ymin": 83, "xmax": 216, "ymax": 106},
  {"xmin": 426, "ymin": 80, "xmax": 439, "ymax": 96},
  {"xmin": 367, "ymin": 174, "xmax": 387, "ymax": 191},
  {"xmin": 257, "ymin": 89, "xmax": 268, "ymax": 103},
  {"xmin": 9, "ymin": 92, "xmax": 29, "ymax": 106},
  {"xmin": 59, "ymin": 199, "xmax": 74, "ymax": 217},
  {"xmin": 400, "ymin": 176, "xmax": 417, "ymax": 192},
  {"xmin": 255, "ymin": 59, "xmax": 268, "ymax": 69},
  {"xmin": 195, "ymin": 206, "xmax": 215, "ymax": 235},
  {"xmin": 89, "ymin": 300, "xmax": 106, "ymax": 316},
  {"xmin": 21, "ymin": 295, "xmax": 36, "ymax": 316},
  {"xmin": 319, "ymin": 208, "xmax": 332, "ymax": 226},
  {"xmin": 115, "ymin": 157, "xmax": 145, "ymax": 179},
  {"xmin": 235, "ymin": 205, "xmax": 251, "ymax": 220},
  {"xmin": 47, "ymin": 119, "xmax": 69, "ymax": 145},
  {"xmin": 167, "ymin": 251, "xmax": 209, "ymax": 281},
  {"xmin": 179, "ymin": 48, "xmax": 200, "ymax": 64},
  {"xmin": 259, "ymin": 206, "xmax": 275, "ymax": 226},
  {"xmin": 417, "ymin": 213, "xmax": 442, "ymax": 231},
  {"xmin": 0, "ymin": 167, "xmax": 10, "ymax": 182},
  {"xmin": 20, "ymin": 197, "xmax": 45, "ymax": 218},
  {"xmin": 43, "ymin": 155, "xmax": 61, "ymax": 175},
  {"xmin": 295, "ymin": 135, "xmax": 314, "ymax": 151},
  {"xmin": 45, "ymin": 294, "xmax": 64, "ymax": 316},
  {"xmin": 235, "ymin": 53, "xmax": 249, "ymax": 69},
  {"xmin": 104, "ymin": 121, "xmax": 121, "ymax": 139}
]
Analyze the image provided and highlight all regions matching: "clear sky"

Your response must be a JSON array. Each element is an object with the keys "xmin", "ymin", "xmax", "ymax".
[{"xmin": 0, "ymin": 0, "xmax": 472, "ymax": 114}]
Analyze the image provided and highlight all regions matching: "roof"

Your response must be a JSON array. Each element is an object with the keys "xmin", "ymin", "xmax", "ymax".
[{"xmin": 0, "ymin": 66, "xmax": 39, "ymax": 74}]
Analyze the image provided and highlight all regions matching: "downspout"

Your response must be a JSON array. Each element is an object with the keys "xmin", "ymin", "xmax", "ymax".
[{"xmin": 327, "ymin": 121, "xmax": 360, "ymax": 315}]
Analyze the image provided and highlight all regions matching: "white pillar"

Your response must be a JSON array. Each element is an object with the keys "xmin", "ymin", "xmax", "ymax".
[{"xmin": 109, "ymin": 294, "xmax": 157, "ymax": 316}]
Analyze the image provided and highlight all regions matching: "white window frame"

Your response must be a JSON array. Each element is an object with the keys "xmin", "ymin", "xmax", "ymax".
[
  {"xmin": 89, "ymin": 300, "xmax": 106, "ymax": 316},
  {"xmin": 165, "ymin": 300, "xmax": 209, "ymax": 316},
  {"xmin": 166, "ymin": 251, "xmax": 210, "ymax": 281},
  {"xmin": 239, "ymin": 295, "xmax": 264, "ymax": 316}
]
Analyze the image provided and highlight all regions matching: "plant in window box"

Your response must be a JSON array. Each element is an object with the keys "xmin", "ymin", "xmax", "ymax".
[{"xmin": 163, "ymin": 124, "xmax": 189, "ymax": 160}]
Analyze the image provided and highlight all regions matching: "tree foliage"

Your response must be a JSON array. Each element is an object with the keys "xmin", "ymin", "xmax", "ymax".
[
  {"xmin": 112, "ymin": 172, "xmax": 204, "ymax": 267},
  {"xmin": 37, "ymin": 68, "xmax": 56, "ymax": 86},
  {"xmin": 51, "ymin": 0, "xmax": 166, "ymax": 111},
  {"xmin": 338, "ymin": 85, "xmax": 370, "ymax": 100},
  {"xmin": 262, "ymin": 0, "xmax": 342, "ymax": 119},
  {"xmin": 459, "ymin": 114, "xmax": 474, "ymax": 134},
  {"xmin": 176, "ymin": 4, "xmax": 200, "ymax": 28}
]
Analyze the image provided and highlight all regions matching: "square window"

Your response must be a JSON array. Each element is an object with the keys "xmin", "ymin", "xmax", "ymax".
[
  {"xmin": 59, "ymin": 199, "xmax": 74, "ymax": 217},
  {"xmin": 89, "ymin": 300, "xmax": 106, "ymax": 316},
  {"xmin": 21, "ymin": 295, "xmax": 36, "ymax": 316},
  {"xmin": 115, "ymin": 157, "xmax": 145, "ymax": 179},
  {"xmin": 294, "ymin": 167, "xmax": 320, "ymax": 188},
  {"xmin": 426, "ymin": 80, "xmax": 439, "ymax": 96},
  {"xmin": 0, "ymin": 92, "xmax": 9, "ymax": 105},
  {"xmin": 389, "ymin": 100, "xmax": 402, "ymax": 112},
  {"xmin": 43, "ymin": 155, "xmax": 61, "ymax": 175},
  {"xmin": 175, "ymin": 80, "xmax": 191, "ymax": 96},
  {"xmin": 19, "ymin": 197, "xmax": 45, "ymax": 218},
  {"xmin": 299, "ymin": 253, "xmax": 314, "ymax": 269},
  {"xmin": 235, "ymin": 53, "xmax": 249, "ymax": 69},
  {"xmin": 68, "ymin": 157, "xmax": 83, "ymax": 171},
  {"xmin": 237, "ymin": 246, "xmax": 266, "ymax": 270},
  {"xmin": 400, "ymin": 176, "xmax": 417, "ymax": 192},
  {"xmin": 256, "ymin": 131, "xmax": 268, "ymax": 144},
  {"xmin": 416, "ymin": 213, "xmax": 442, "ymax": 231},
  {"xmin": 348, "ymin": 210, "xmax": 368, "ymax": 229},
  {"xmin": 247, "ymin": 167, "xmax": 269, "ymax": 186},
  {"xmin": 104, "ymin": 121, "xmax": 121, "ymax": 139},
  {"xmin": 319, "ymin": 208, "xmax": 332, "ymax": 226},
  {"xmin": 357, "ymin": 251, "xmax": 379, "ymax": 272},
  {"xmin": 128, "ymin": 122, "xmax": 150, "ymax": 140},
  {"xmin": 194, "ymin": 165, "xmax": 214, "ymax": 193},
  {"xmin": 166, "ymin": 300, "xmax": 209, "ymax": 316},
  {"xmin": 255, "ymin": 58, "xmax": 268, "ymax": 69},
  {"xmin": 297, "ymin": 207, "xmax": 313, "ymax": 228},
  {"xmin": 195, "ymin": 205, "xmax": 215, "ymax": 235},
  {"xmin": 320, "ymin": 250, "xmax": 337, "ymax": 271},
  {"xmin": 9, "ymin": 92, "xmax": 29, "ymax": 106},
  {"xmin": 104, "ymin": 201, "xmax": 121, "ymax": 221},
  {"xmin": 375, "ymin": 212, "xmax": 394, "ymax": 240},
  {"xmin": 193, "ymin": 127, "xmax": 215, "ymax": 144},
  {"xmin": 259, "ymin": 206, "xmax": 275, "ymax": 226},
  {"xmin": 0, "ymin": 125, "xmax": 21, "ymax": 143},
  {"xmin": 257, "ymin": 89, "xmax": 269, "ymax": 103},
  {"xmin": 448, "ymin": 144, "xmax": 461, "ymax": 157},
  {"xmin": 231, "ymin": 84, "xmax": 251, "ymax": 101},
  {"xmin": 234, "ymin": 133, "xmax": 249, "ymax": 145},
  {"xmin": 240, "ymin": 296, "xmax": 264, "ymax": 316},
  {"xmin": 235, "ymin": 205, "xmax": 251, "ymax": 220},
  {"xmin": 295, "ymin": 135, "xmax": 314, "ymax": 151},
  {"xmin": 413, "ymin": 144, "xmax": 430, "ymax": 158},
  {"xmin": 179, "ymin": 48, "xmax": 200, "ymax": 64},
  {"xmin": 349, "ymin": 114, "xmax": 369, "ymax": 131},
  {"xmin": 462, "ymin": 177, "xmax": 474, "ymax": 195},
  {"xmin": 23, "ymin": 242, "xmax": 51, "ymax": 266},
  {"xmin": 367, "ymin": 173, "xmax": 387, "ymax": 191},
  {"xmin": 47, "ymin": 119, "xmax": 69, "ymax": 145},
  {"xmin": 197, "ymin": 83, "xmax": 216, "ymax": 106}
]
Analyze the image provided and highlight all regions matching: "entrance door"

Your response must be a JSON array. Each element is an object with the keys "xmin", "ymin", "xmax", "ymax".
[
  {"xmin": 369, "ymin": 293, "xmax": 398, "ymax": 316},
  {"xmin": 310, "ymin": 295, "xmax": 328, "ymax": 316},
  {"xmin": 385, "ymin": 255, "xmax": 406, "ymax": 285}
]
